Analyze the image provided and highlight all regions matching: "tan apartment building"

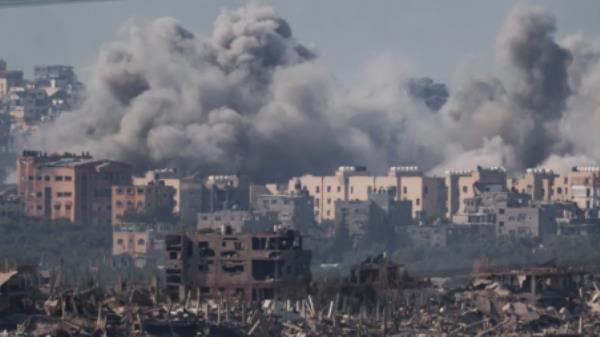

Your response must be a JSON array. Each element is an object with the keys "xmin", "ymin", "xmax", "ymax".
[
  {"xmin": 445, "ymin": 166, "xmax": 507, "ymax": 218},
  {"xmin": 112, "ymin": 224, "xmax": 168, "ymax": 268},
  {"xmin": 17, "ymin": 151, "xmax": 132, "ymax": 225},
  {"xmin": 507, "ymin": 166, "xmax": 600, "ymax": 211},
  {"xmin": 568, "ymin": 166, "xmax": 600, "ymax": 210},
  {"xmin": 507, "ymin": 168, "xmax": 574, "ymax": 203},
  {"xmin": 289, "ymin": 166, "xmax": 446, "ymax": 222},
  {"xmin": 111, "ymin": 184, "xmax": 175, "ymax": 225}
]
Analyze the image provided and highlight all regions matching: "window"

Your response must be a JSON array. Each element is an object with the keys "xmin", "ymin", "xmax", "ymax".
[
  {"xmin": 403, "ymin": 186, "xmax": 407, "ymax": 194},
  {"xmin": 117, "ymin": 239, "xmax": 124, "ymax": 245},
  {"xmin": 137, "ymin": 188, "xmax": 144, "ymax": 194},
  {"xmin": 327, "ymin": 198, "xmax": 331, "ymax": 205},
  {"xmin": 462, "ymin": 186, "xmax": 467, "ymax": 193},
  {"xmin": 499, "ymin": 208, "xmax": 505, "ymax": 214},
  {"xmin": 271, "ymin": 199, "xmax": 277, "ymax": 204},
  {"xmin": 44, "ymin": 176, "xmax": 50, "ymax": 182},
  {"xmin": 316, "ymin": 186, "xmax": 320, "ymax": 193},
  {"xmin": 350, "ymin": 186, "xmax": 354, "ymax": 194},
  {"xmin": 337, "ymin": 186, "xmax": 341, "ymax": 192},
  {"xmin": 326, "ymin": 210, "xmax": 330, "ymax": 216},
  {"xmin": 423, "ymin": 186, "xmax": 429, "ymax": 195},
  {"xmin": 499, "ymin": 221, "xmax": 505, "ymax": 227},
  {"xmin": 315, "ymin": 198, "xmax": 319, "ymax": 204},
  {"xmin": 137, "ymin": 239, "xmax": 145, "ymax": 246},
  {"xmin": 327, "ymin": 186, "xmax": 331, "ymax": 192},
  {"xmin": 416, "ymin": 198, "xmax": 420, "ymax": 206},
  {"xmin": 557, "ymin": 187, "xmax": 562, "ymax": 194},
  {"xmin": 65, "ymin": 176, "xmax": 72, "ymax": 181},
  {"xmin": 55, "ymin": 176, "xmax": 63, "ymax": 181}
]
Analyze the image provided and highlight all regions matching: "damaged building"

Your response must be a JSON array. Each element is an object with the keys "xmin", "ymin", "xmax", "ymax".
[{"xmin": 165, "ymin": 227, "xmax": 311, "ymax": 302}]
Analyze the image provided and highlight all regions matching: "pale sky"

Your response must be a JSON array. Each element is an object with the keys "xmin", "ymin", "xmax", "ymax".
[{"xmin": 0, "ymin": 0, "xmax": 599, "ymax": 84}]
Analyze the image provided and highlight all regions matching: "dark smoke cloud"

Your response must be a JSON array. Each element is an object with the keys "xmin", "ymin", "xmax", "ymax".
[
  {"xmin": 407, "ymin": 77, "xmax": 449, "ymax": 111},
  {"xmin": 25, "ymin": 4, "xmax": 600, "ymax": 180}
]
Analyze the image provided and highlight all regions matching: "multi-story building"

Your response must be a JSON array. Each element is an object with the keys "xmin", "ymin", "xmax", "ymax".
[
  {"xmin": 134, "ymin": 169, "xmax": 183, "ymax": 215},
  {"xmin": 453, "ymin": 191, "xmax": 555, "ymax": 239},
  {"xmin": 0, "ymin": 189, "xmax": 23, "ymax": 225},
  {"xmin": 7, "ymin": 88, "xmax": 49, "ymax": 125},
  {"xmin": 290, "ymin": 166, "xmax": 446, "ymax": 222},
  {"xmin": 17, "ymin": 151, "xmax": 132, "ymax": 225},
  {"xmin": 135, "ymin": 170, "xmax": 251, "ymax": 225},
  {"xmin": 335, "ymin": 188, "xmax": 412, "ymax": 247},
  {"xmin": 164, "ymin": 227, "xmax": 311, "ymax": 301},
  {"xmin": 111, "ymin": 184, "xmax": 175, "ymax": 225},
  {"xmin": 112, "ymin": 224, "xmax": 169, "ymax": 269},
  {"xmin": 567, "ymin": 166, "xmax": 600, "ymax": 211},
  {"xmin": 253, "ymin": 184, "xmax": 315, "ymax": 230},
  {"xmin": 508, "ymin": 168, "xmax": 558, "ymax": 202},
  {"xmin": 197, "ymin": 209, "xmax": 278, "ymax": 232},
  {"xmin": 0, "ymin": 70, "xmax": 23, "ymax": 97},
  {"xmin": 33, "ymin": 65, "xmax": 76, "ymax": 87},
  {"xmin": 201, "ymin": 174, "xmax": 250, "ymax": 212},
  {"xmin": 445, "ymin": 166, "xmax": 507, "ymax": 218}
]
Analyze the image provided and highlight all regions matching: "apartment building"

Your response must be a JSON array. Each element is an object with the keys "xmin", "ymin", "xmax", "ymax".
[
  {"xmin": 165, "ymin": 227, "xmax": 311, "ymax": 301},
  {"xmin": 508, "ymin": 168, "xmax": 558, "ymax": 201},
  {"xmin": 17, "ymin": 151, "xmax": 132, "ymax": 225},
  {"xmin": 134, "ymin": 169, "xmax": 183, "ymax": 214},
  {"xmin": 253, "ymin": 184, "xmax": 315, "ymax": 230},
  {"xmin": 568, "ymin": 166, "xmax": 600, "ymax": 211},
  {"xmin": 445, "ymin": 166, "xmax": 507, "ymax": 218},
  {"xmin": 111, "ymin": 184, "xmax": 175, "ymax": 225},
  {"xmin": 508, "ymin": 166, "xmax": 600, "ymax": 212},
  {"xmin": 335, "ymin": 188, "xmax": 412, "ymax": 248},
  {"xmin": 289, "ymin": 166, "xmax": 446, "ymax": 222},
  {"xmin": 112, "ymin": 224, "xmax": 168, "ymax": 268},
  {"xmin": 453, "ymin": 191, "xmax": 556, "ymax": 239},
  {"xmin": 0, "ymin": 70, "xmax": 23, "ymax": 97}
]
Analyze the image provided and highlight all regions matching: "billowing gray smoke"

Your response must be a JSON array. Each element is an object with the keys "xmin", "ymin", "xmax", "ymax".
[{"xmin": 26, "ymin": 4, "xmax": 600, "ymax": 179}]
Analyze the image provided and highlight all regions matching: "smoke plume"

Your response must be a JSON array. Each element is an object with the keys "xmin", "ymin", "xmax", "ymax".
[{"xmin": 26, "ymin": 4, "xmax": 600, "ymax": 179}]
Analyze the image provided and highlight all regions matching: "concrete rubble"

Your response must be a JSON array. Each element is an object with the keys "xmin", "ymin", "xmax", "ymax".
[{"xmin": 1, "ymin": 258, "xmax": 600, "ymax": 336}]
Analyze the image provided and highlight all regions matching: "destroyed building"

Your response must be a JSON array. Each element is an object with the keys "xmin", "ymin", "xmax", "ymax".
[
  {"xmin": 0, "ymin": 266, "xmax": 38, "ymax": 314},
  {"xmin": 470, "ymin": 264, "xmax": 588, "ymax": 327},
  {"xmin": 165, "ymin": 227, "xmax": 311, "ymax": 302}
]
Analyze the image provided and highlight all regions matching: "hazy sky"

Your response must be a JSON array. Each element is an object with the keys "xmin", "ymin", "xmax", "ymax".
[{"xmin": 1, "ymin": 0, "xmax": 599, "ymax": 83}]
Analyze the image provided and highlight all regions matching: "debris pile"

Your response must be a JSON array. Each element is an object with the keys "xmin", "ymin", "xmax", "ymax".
[{"xmin": 1, "ymin": 259, "xmax": 600, "ymax": 336}]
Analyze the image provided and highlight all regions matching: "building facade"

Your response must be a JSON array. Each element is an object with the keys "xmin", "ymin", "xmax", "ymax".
[
  {"xmin": 165, "ymin": 228, "xmax": 311, "ymax": 301},
  {"xmin": 335, "ymin": 188, "xmax": 412, "ymax": 247},
  {"xmin": 111, "ymin": 184, "xmax": 175, "ymax": 225},
  {"xmin": 112, "ymin": 224, "xmax": 168, "ymax": 268},
  {"xmin": 17, "ymin": 151, "xmax": 132, "ymax": 225},
  {"xmin": 290, "ymin": 166, "xmax": 446, "ymax": 222},
  {"xmin": 445, "ymin": 166, "xmax": 507, "ymax": 218}
]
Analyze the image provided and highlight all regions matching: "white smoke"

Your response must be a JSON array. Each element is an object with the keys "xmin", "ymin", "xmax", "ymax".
[{"xmin": 25, "ymin": 4, "xmax": 600, "ymax": 180}]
